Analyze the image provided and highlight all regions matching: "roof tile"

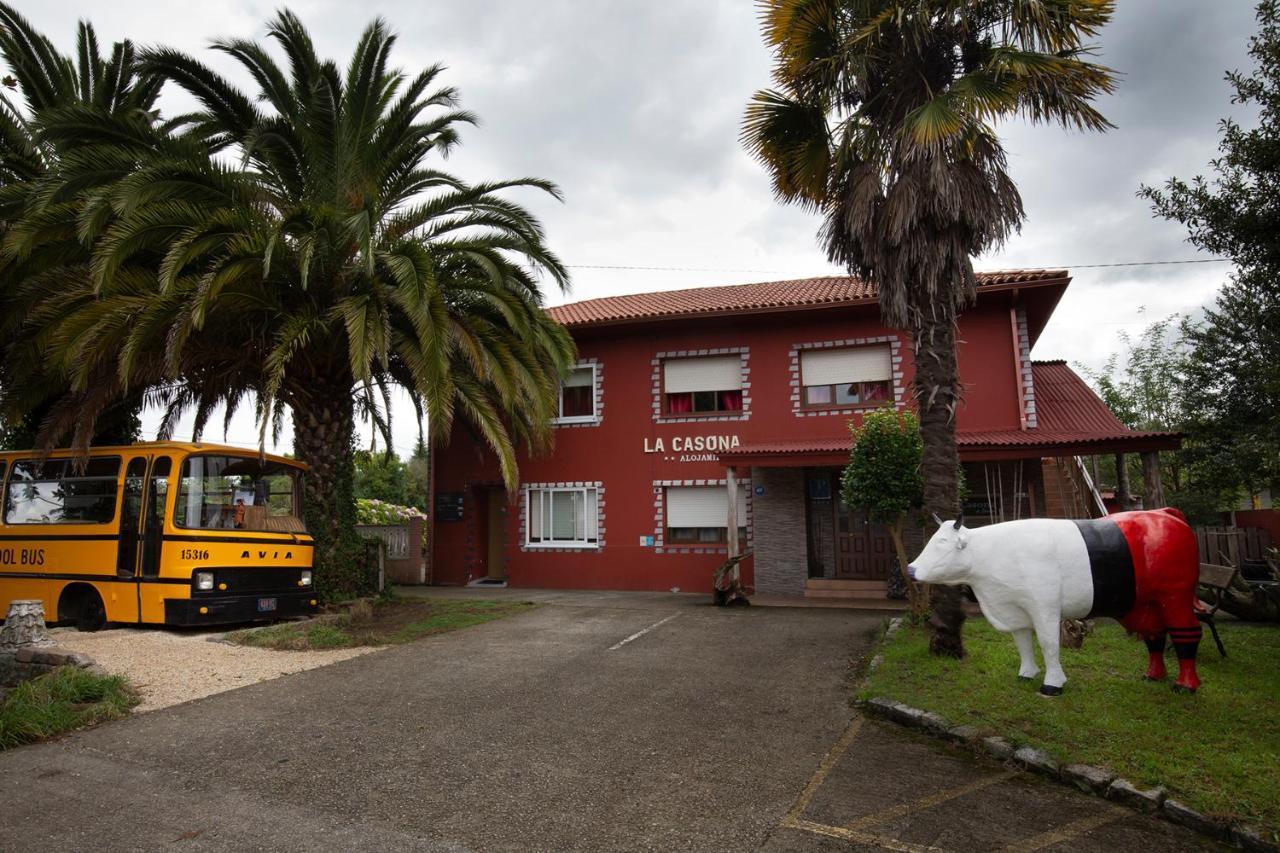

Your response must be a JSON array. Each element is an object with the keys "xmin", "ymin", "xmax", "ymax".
[{"xmin": 547, "ymin": 269, "xmax": 1068, "ymax": 328}]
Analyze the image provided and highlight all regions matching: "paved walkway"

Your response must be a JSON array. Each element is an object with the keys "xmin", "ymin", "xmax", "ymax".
[{"xmin": 0, "ymin": 590, "xmax": 1220, "ymax": 851}]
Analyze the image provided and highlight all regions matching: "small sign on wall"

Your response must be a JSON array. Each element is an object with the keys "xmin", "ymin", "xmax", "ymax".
[
  {"xmin": 434, "ymin": 492, "xmax": 465, "ymax": 522},
  {"xmin": 639, "ymin": 535, "xmax": 655, "ymax": 547},
  {"xmin": 754, "ymin": 485, "xmax": 765, "ymax": 496}
]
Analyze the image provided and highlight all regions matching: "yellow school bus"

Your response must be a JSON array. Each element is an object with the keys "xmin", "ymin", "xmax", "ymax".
[{"xmin": 0, "ymin": 442, "xmax": 317, "ymax": 630}]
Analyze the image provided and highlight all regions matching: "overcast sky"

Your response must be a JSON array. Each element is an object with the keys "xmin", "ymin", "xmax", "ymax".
[{"xmin": 23, "ymin": 1, "xmax": 1263, "ymax": 455}]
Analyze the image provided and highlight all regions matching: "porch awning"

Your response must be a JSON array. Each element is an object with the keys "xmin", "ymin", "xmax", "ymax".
[{"xmin": 717, "ymin": 361, "xmax": 1181, "ymax": 467}]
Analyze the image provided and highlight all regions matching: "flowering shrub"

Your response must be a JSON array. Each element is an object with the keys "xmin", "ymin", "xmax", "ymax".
[{"xmin": 356, "ymin": 498, "xmax": 427, "ymax": 526}]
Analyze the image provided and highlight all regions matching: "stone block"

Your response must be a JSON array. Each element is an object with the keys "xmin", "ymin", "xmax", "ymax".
[
  {"xmin": 66, "ymin": 652, "xmax": 96, "ymax": 669},
  {"xmin": 16, "ymin": 647, "xmax": 70, "ymax": 667},
  {"xmin": 1161, "ymin": 799, "xmax": 1227, "ymax": 840},
  {"xmin": 865, "ymin": 697, "xmax": 898, "ymax": 719},
  {"xmin": 946, "ymin": 724, "xmax": 980, "ymax": 743},
  {"xmin": 982, "ymin": 736, "xmax": 1014, "ymax": 761},
  {"xmin": 889, "ymin": 704, "xmax": 925, "ymax": 728},
  {"xmin": 1013, "ymin": 746, "xmax": 1059, "ymax": 777},
  {"xmin": 1106, "ymin": 778, "xmax": 1166, "ymax": 812},
  {"xmin": 1232, "ymin": 825, "xmax": 1280, "ymax": 853},
  {"xmin": 1062, "ymin": 763, "xmax": 1115, "ymax": 794},
  {"xmin": 919, "ymin": 711, "xmax": 951, "ymax": 737}
]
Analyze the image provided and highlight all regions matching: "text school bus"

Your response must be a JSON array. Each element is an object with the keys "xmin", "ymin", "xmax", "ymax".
[{"xmin": 0, "ymin": 442, "xmax": 316, "ymax": 630}]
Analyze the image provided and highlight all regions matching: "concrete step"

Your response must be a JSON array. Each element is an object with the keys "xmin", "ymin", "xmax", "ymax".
[{"xmin": 805, "ymin": 578, "xmax": 888, "ymax": 592}]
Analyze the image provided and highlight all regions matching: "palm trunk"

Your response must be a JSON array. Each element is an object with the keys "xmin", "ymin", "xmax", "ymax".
[
  {"xmin": 292, "ymin": 378, "xmax": 365, "ymax": 599},
  {"xmin": 912, "ymin": 308, "xmax": 967, "ymax": 658}
]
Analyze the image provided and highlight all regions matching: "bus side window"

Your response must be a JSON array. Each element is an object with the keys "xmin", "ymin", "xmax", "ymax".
[
  {"xmin": 116, "ymin": 458, "xmax": 148, "ymax": 578},
  {"xmin": 141, "ymin": 457, "xmax": 172, "ymax": 578},
  {"xmin": 0, "ymin": 461, "xmax": 7, "ymax": 521}
]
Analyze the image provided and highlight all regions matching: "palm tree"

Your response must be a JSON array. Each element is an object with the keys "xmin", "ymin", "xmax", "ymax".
[
  {"xmin": 744, "ymin": 0, "xmax": 1115, "ymax": 655},
  {"xmin": 4, "ymin": 10, "xmax": 575, "ymax": 596},
  {"xmin": 0, "ymin": 3, "xmax": 162, "ymax": 447}
]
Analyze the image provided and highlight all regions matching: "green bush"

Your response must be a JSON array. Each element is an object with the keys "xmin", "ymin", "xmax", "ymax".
[{"xmin": 0, "ymin": 667, "xmax": 138, "ymax": 749}]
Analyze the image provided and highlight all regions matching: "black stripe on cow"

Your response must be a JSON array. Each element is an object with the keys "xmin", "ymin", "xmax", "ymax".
[{"xmin": 1072, "ymin": 519, "xmax": 1137, "ymax": 619}]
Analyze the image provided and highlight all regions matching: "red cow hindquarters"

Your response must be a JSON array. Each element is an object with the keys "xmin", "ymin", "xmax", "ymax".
[{"xmin": 1112, "ymin": 508, "xmax": 1203, "ymax": 692}]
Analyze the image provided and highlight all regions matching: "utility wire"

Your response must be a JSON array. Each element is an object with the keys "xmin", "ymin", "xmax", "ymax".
[{"xmin": 565, "ymin": 258, "xmax": 1231, "ymax": 274}]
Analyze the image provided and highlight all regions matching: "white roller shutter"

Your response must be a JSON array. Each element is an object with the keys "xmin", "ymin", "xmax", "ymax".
[
  {"xmin": 800, "ymin": 346, "xmax": 891, "ymax": 386},
  {"xmin": 666, "ymin": 485, "xmax": 748, "ymax": 528},
  {"xmin": 663, "ymin": 356, "xmax": 741, "ymax": 393},
  {"xmin": 562, "ymin": 366, "xmax": 593, "ymax": 387}
]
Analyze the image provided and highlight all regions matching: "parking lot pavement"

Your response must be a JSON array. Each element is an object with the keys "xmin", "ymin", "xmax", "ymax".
[{"xmin": 0, "ymin": 591, "xmax": 1227, "ymax": 851}]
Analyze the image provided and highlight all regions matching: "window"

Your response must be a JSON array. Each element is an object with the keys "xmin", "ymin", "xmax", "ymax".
[
  {"xmin": 4, "ymin": 457, "xmax": 121, "ymax": 525},
  {"xmin": 665, "ymin": 485, "xmax": 747, "ymax": 545},
  {"xmin": 175, "ymin": 455, "xmax": 303, "ymax": 532},
  {"xmin": 800, "ymin": 345, "xmax": 892, "ymax": 409},
  {"xmin": 526, "ymin": 486, "xmax": 599, "ymax": 547},
  {"xmin": 663, "ymin": 355, "xmax": 743, "ymax": 415},
  {"xmin": 555, "ymin": 365, "xmax": 596, "ymax": 423}
]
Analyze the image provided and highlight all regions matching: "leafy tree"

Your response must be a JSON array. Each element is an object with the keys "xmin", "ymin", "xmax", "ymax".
[
  {"xmin": 841, "ymin": 408, "xmax": 927, "ymax": 617},
  {"xmin": 2, "ymin": 11, "xmax": 575, "ymax": 597},
  {"xmin": 0, "ymin": 3, "xmax": 157, "ymax": 446},
  {"xmin": 1140, "ymin": 0, "xmax": 1280, "ymax": 508},
  {"xmin": 353, "ymin": 449, "xmax": 427, "ymax": 509},
  {"xmin": 744, "ymin": 0, "xmax": 1116, "ymax": 656},
  {"xmin": 1081, "ymin": 316, "xmax": 1239, "ymax": 523}
]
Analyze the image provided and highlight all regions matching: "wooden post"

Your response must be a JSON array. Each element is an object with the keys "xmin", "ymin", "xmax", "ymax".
[
  {"xmin": 1141, "ymin": 451, "xmax": 1164, "ymax": 509},
  {"xmin": 1115, "ymin": 453, "xmax": 1132, "ymax": 510},
  {"xmin": 726, "ymin": 467, "xmax": 740, "ymax": 566}
]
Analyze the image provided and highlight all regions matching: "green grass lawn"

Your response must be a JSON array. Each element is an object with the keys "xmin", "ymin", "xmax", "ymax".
[
  {"xmin": 0, "ymin": 667, "xmax": 138, "ymax": 750},
  {"xmin": 859, "ymin": 618, "xmax": 1280, "ymax": 830},
  {"xmin": 226, "ymin": 597, "xmax": 537, "ymax": 651}
]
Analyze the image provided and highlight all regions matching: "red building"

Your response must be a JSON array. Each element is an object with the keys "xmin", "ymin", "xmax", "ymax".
[{"xmin": 429, "ymin": 270, "xmax": 1179, "ymax": 601}]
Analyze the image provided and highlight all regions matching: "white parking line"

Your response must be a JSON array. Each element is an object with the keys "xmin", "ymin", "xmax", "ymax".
[{"xmin": 607, "ymin": 613, "xmax": 681, "ymax": 650}]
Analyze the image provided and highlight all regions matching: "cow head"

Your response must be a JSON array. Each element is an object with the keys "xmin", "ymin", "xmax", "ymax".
[{"xmin": 906, "ymin": 514, "xmax": 972, "ymax": 584}]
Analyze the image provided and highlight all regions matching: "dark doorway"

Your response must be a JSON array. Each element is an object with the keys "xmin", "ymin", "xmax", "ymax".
[
  {"xmin": 476, "ymin": 487, "xmax": 507, "ymax": 580},
  {"xmin": 805, "ymin": 468, "xmax": 894, "ymax": 580}
]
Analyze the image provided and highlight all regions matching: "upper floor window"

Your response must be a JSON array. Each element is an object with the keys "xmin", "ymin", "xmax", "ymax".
[
  {"xmin": 663, "ymin": 355, "xmax": 742, "ymax": 415},
  {"xmin": 555, "ymin": 365, "xmax": 597, "ymax": 423},
  {"xmin": 800, "ymin": 345, "xmax": 892, "ymax": 409}
]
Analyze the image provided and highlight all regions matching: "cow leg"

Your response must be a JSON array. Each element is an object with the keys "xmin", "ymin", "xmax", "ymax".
[
  {"xmin": 1143, "ymin": 632, "xmax": 1168, "ymax": 681},
  {"xmin": 1033, "ymin": 615, "xmax": 1067, "ymax": 696},
  {"xmin": 1159, "ymin": 590, "xmax": 1202, "ymax": 693},
  {"xmin": 1012, "ymin": 628, "xmax": 1039, "ymax": 681}
]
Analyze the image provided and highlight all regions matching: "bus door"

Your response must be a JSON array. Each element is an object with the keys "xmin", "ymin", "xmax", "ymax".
[
  {"xmin": 138, "ymin": 456, "xmax": 172, "ymax": 624},
  {"xmin": 115, "ymin": 457, "xmax": 148, "ymax": 622}
]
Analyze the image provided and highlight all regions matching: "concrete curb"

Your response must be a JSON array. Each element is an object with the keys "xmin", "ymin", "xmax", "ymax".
[{"xmin": 858, "ymin": 695, "xmax": 1275, "ymax": 850}]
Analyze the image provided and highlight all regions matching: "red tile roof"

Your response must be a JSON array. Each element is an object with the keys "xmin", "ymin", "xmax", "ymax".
[
  {"xmin": 719, "ymin": 361, "xmax": 1180, "ymax": 463},
  {"xmin": 547, "ymin": 269, "xmax": 1069, "ymax": 328}
]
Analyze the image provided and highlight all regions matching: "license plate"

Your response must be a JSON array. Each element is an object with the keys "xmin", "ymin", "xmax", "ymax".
[{"xmin": 257, "ymin": 598, "xmax": 278, "ymax": 613}]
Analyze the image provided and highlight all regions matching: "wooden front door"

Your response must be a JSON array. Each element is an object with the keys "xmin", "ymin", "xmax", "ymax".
[
  {"xmin": 484, "ymin": 490, "xmax": 505, "ymax": 579},
  {"xmin": 834, "ymin": 495, "xmax": 895, "ymax": 580}
]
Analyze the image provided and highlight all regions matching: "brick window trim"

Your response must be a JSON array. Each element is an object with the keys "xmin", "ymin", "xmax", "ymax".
[
  {"xmin": 652, "ymin": 347, "xmax": 751, "ymax": 424},
  {"xmin": 552, "ymin": 358, "xmax": 604, "ymax": 429},
  {"xmin": 652, "ymin": 478, "xmax": 753, "ymax": 556},
  {"xmin": 519, "ymin": 481, "xmax": 606, "ymax": 553},
  {"xmin": 789, "ymin": 337, "xmax": 906, "ymax": 418},
  {"xmin": 1015, "ymin": 307, "xmax": 1038, "ymax": 428}
]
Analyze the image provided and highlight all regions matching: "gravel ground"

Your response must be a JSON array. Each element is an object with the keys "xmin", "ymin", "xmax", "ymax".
[{"xmin": 48, "ymin": 625, "xmax": 376, "ymax": 712}]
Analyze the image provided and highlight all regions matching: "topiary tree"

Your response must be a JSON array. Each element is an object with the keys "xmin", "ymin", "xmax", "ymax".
[{"xmin": 841, "ymin": 408, "xmax": 928, "ymax": 618}]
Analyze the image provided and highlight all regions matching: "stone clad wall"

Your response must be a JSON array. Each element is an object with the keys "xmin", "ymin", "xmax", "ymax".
[{"xmin": 751, "ymin": 467, "xmax": 808, "ymax": 596}]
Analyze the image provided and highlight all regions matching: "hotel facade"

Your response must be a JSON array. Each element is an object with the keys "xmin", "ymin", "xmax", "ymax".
[{"xmin": 428, "ymin": 270, "xmax": 1179, "ymax": 601}]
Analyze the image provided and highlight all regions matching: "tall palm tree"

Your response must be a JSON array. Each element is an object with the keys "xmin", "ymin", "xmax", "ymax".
[
  {"xmin": 0, "ymin": 3, "xmax": 162, "ymax": 447},
  {"xmin": 744, "ymin": 0, "xmax": 1115, "ymax": 655},
  {"xmin": 4, "ymin": 10, "xmax": 575, "ymax": 596}
]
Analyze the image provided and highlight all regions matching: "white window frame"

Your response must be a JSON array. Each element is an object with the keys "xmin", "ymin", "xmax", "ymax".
[
  {"xmin": 524, "ymin": 486, "xmax": 600, "ymax": 549},
  {"xmin": 552, "ymin": 363, "xmax": 598, "ymax": 425}
]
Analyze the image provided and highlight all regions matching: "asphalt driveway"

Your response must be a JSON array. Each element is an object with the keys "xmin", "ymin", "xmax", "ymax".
[{"xmin": 0, "ymin": 591, "xmax": 1221, "ymax": 851}]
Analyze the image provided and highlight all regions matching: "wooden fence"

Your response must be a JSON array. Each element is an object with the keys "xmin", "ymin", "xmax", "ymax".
[{"xmin": 1194, "ymin": 525, "xmax": 1274, "ymax": 565}]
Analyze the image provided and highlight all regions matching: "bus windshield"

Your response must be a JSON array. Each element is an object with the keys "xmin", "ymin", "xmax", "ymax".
[{"xmin": 175, "ymin": 455, "xmax": 305, "ymax": 532}]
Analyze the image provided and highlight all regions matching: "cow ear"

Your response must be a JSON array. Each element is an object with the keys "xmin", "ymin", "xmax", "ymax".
[
  {"xmin": 931, "ymin": 512, "xmax": 943, "ymax": 527},
  {"xmin": 953, "ymin": 513, "xmax": 965, "ymax": 530}
]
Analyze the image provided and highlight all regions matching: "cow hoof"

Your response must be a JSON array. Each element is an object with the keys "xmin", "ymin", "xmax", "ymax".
[
  {"xmin": 1038, "ymin": 685, "xmax": 1063, "ymax": 697},
  {"xmin": 1017, "ymin": 675, "xmax": 1035, "ymax": 683}
]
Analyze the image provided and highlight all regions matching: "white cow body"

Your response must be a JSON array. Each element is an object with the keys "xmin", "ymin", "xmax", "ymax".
[{"xmin": 908, "ymin": 518, "xmax": 1096, "ymax": 694}]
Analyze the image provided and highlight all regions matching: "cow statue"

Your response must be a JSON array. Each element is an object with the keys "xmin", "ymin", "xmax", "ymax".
[{"xmin": 907, "ymin": 508, "xmax": 1202, "ymax": 696}]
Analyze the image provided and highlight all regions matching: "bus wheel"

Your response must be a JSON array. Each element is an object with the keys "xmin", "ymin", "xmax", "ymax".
[{"xmin": 59, "ymin": 585, "xmax": 107, "ymax": 633}]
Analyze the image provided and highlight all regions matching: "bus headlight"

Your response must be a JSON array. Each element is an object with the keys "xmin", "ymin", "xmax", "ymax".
[
  {"xmin": 299, "ymin": 570, "xmax": 313, "ymax": 587},
  {"xmin": 195, "ymin": 571, "xmax": 214, "ymax": 591}
]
